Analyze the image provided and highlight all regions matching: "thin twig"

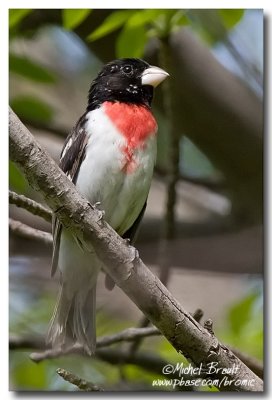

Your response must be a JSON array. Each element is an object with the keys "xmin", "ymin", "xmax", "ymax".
[
  {"xmin": 192, "ymin": 308, "xmax": 204, "ymax": 323},
  {"xmin": 9, "ymin": 218, "xmax": 52, "ymax": 245},
  {"xmin": 30, "ymin": 345, "xmax": 81, "ymax": 362},
  {"xmin": 56, "ymin": 368, "xmax": 104, "ymax": 391},
  {"xmin": 204, "ymin": 318, "xmax": 214, "ymax": 335},
  {"xmin": 97, "ymin": 326, "xmax": 159, "ymax": 347},
  {"xmin": 29, "ymin": 327, "xmax": 160, "ymax": 362},
  {"xmin": 9, "ymin": 190, "xmax": 52, "ymax": 222}
]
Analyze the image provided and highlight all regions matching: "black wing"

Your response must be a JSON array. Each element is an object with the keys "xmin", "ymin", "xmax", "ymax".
[{"xmin": 51, "ymin": 114, "xmax": 88, "ymax": 277}]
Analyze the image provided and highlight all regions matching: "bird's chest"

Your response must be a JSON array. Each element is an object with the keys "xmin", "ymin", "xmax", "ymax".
[{"xmin": 76, "ymin": 105, "xmax": 157, "ymax": 233}]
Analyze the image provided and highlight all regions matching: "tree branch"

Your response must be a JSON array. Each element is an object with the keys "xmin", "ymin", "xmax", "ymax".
[
  {"xmin": 9, "ymin": 107, "xmax": 263, "ymax": 392},
  {"xmin": 27, "ymin": 327, "xmax": 160, "ymax": 362},
  {"xmin": 227, "ymin": 346, "xmax": 263, "ymax": 380},
  {"xmin": 97, "ymin": 326, "xmax": 159, "ymax": 347},
  {"xmin": 9, "ymin": 190, "xmax": 52, "ymax": 222},
  {"xmin": 56, "ymin": 368, "xmax": 104, "ymax": 391},
  {"xmin": 9, "ymin": 218, "xmax": 52, "ymax": 245}
]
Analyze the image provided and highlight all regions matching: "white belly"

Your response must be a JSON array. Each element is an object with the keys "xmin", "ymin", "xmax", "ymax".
[{"xmin": 75, "ymin": 107, "xmax": 157, "ymax": 235}]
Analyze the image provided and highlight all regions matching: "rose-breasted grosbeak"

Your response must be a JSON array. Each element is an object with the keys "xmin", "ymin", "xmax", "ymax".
[{"xmin": 47, "ymin": 58, "xmax": 169, "ymax": 354}]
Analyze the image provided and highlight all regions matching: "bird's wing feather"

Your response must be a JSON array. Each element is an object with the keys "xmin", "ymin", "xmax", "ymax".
[{"xmin": 51, "ymin": 115, "xmax": 88, "ymax": 277}]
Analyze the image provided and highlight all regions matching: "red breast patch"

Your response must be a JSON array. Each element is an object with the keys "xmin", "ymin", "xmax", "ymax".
[
  {"xmin": 104, "ymin": 101, "xmax": 157, "ymax": 146},
  {"xmin": 104, "ymin": 102, "xmax": 157, "ymax": 173}
]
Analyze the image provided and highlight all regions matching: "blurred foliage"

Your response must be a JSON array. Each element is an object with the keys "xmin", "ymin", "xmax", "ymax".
[
  {"xmin": 87, "ymin": 9, "xmax": 189, "ymax": 57},
  {"xmin": 218, "ymin": 286, "xmax": 263, "ymax": 360},
  {"xmin": 87, "ymin": 9, "xmax": 243, "ymax": 57},
  {"xmin": 87, "ymin": 10, "xmax": 134, "ymax": 41},
  {"xmin": 10, "ymin": 96, "xmax": 54, "ymax": 124},
  {"xmin": 9, "ymin": 161, "xmax": 28, "ymax": 194},
  {"xmin": 62, "ymin": 9, "xmax": 92, "ymax": 30},
  {"xmin": 9, "ymin": 9, "xmax": 32, "ymax": 29},
  {"xmin": 9, "ymin": 54, "xmax": 56, "ymax": 83}
]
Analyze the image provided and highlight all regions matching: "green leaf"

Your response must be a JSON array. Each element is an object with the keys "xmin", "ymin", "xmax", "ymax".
[
  {"xmin": 147, "ymin": 10, "xmax": 180, "ymax": 38},
  {"xmin": 10, "ymin": 96, "xmax": 54, "ymax": 124},
  {"xmin": 228, "ymin": 291, "xmax": 258, "ymax": 335},
  {"xmin": 170, "ymin": 10, "xmax": 189, "ymax": 29},
  {"xmin": 62, "ymin": 9, "xmax": 91, "ymax": 30},
  {"xmin": 9, "ymin": 161, "xmax": 28, "ymax": 193},
  {"xmin": 219, "ymin": 9, "xmax": 244, "ymax": 29},
  {"xmin": 9, "ymin": 54, "xmax": 56, "ymax": 83},
  {"xmin": 87, "ymin": 10, "xmax": 134, "ymax": 41},
  {"xmin": 126, "ymin": 9, "xmax": 165, "ymax": 28},
  {"xmin": 13, "ymin": 355, "xmax": 47, "ymax": 389},
  {"xmin": 116, "ymin": 25, "xmax": 147, "ymax": 59},
  {"xmin": 9, "ymin": 9, "xmax": 32, "ymax": 29},
  {"xmin": 127, "ymin": 10, "xmax": 188, "ymax": 38}
]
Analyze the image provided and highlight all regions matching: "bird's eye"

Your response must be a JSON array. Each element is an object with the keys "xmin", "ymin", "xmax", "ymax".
[{"xmin": 123, "ymin": 65, "xmax": 133, "ymax": 75}]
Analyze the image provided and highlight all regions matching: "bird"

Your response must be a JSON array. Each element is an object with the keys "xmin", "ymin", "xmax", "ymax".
[{"xmin": 47, "ymin": 58, "xmax": 169, "ymax": 355}]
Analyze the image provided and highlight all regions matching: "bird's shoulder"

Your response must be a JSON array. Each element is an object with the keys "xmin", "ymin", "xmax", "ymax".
[{"xmin": 59, "ymin": 113, "xmax": 90, "ymax": 182}]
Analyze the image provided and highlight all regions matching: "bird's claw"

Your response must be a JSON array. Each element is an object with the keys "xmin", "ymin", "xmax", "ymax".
[
  {"xmin": 89, "ymin": 201, "xmax": 101, "ymax": 210},
  {"xmin": 88, "ymin": 201, "xmax": 105, "ymax": 221},
  {"xmin": 134, "ymin": 248, "xmax": 139, "ymax": 260},
  {"xmin": 97, "ymin": 209, "xmax": 105, "ymax": 222}
]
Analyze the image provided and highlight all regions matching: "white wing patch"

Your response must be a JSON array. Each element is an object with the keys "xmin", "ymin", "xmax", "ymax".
[{"xmin": 60, "ymin": 137, "xmax": 73, "ymax": 160}]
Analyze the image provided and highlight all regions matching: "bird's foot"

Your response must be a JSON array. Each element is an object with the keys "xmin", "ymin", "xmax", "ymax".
[{"xmin": 88, "ymin": 201, "xmax": 105, "ymax": 221}]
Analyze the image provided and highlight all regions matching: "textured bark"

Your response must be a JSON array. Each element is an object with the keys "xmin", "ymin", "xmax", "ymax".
[
  {"xmin": 9, "ymin": 218, "xmax": 52, "ymax": 245},
  {"xmin": 9, "ymin": 108, "xmax": 263, "ymax": 392},
  {"xmin": 9, "ymin": 190, "xmax": 52, "ymax": 222}
]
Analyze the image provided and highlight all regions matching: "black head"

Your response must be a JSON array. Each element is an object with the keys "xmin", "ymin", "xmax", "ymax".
[{"xmin": 87, "ymin": 58, "xmax": 168, "ymax": 111}]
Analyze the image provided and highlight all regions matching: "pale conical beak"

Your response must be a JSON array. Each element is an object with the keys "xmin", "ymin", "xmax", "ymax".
[{"xmin": 141, "ymin": 66, "xmax": 169, "ymax": 87}]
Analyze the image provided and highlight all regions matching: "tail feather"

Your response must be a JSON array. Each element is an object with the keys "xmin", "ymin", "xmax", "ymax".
[{"xmin": 47, "ymin": 283, "xmax": 96, "ymax": 355}]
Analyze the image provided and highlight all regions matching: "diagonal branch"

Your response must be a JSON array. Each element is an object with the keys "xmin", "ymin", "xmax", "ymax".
[
  {"xmin": 9, "ymin": 107, "xmax": 263, "ymax": 392},
  {"xmin": 9, "ymin": 218, "xmax": 52, "ymax": 245},
  {"xmin": 9, "ymin": 190, "xmax": 52, "ymax": 222}
]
